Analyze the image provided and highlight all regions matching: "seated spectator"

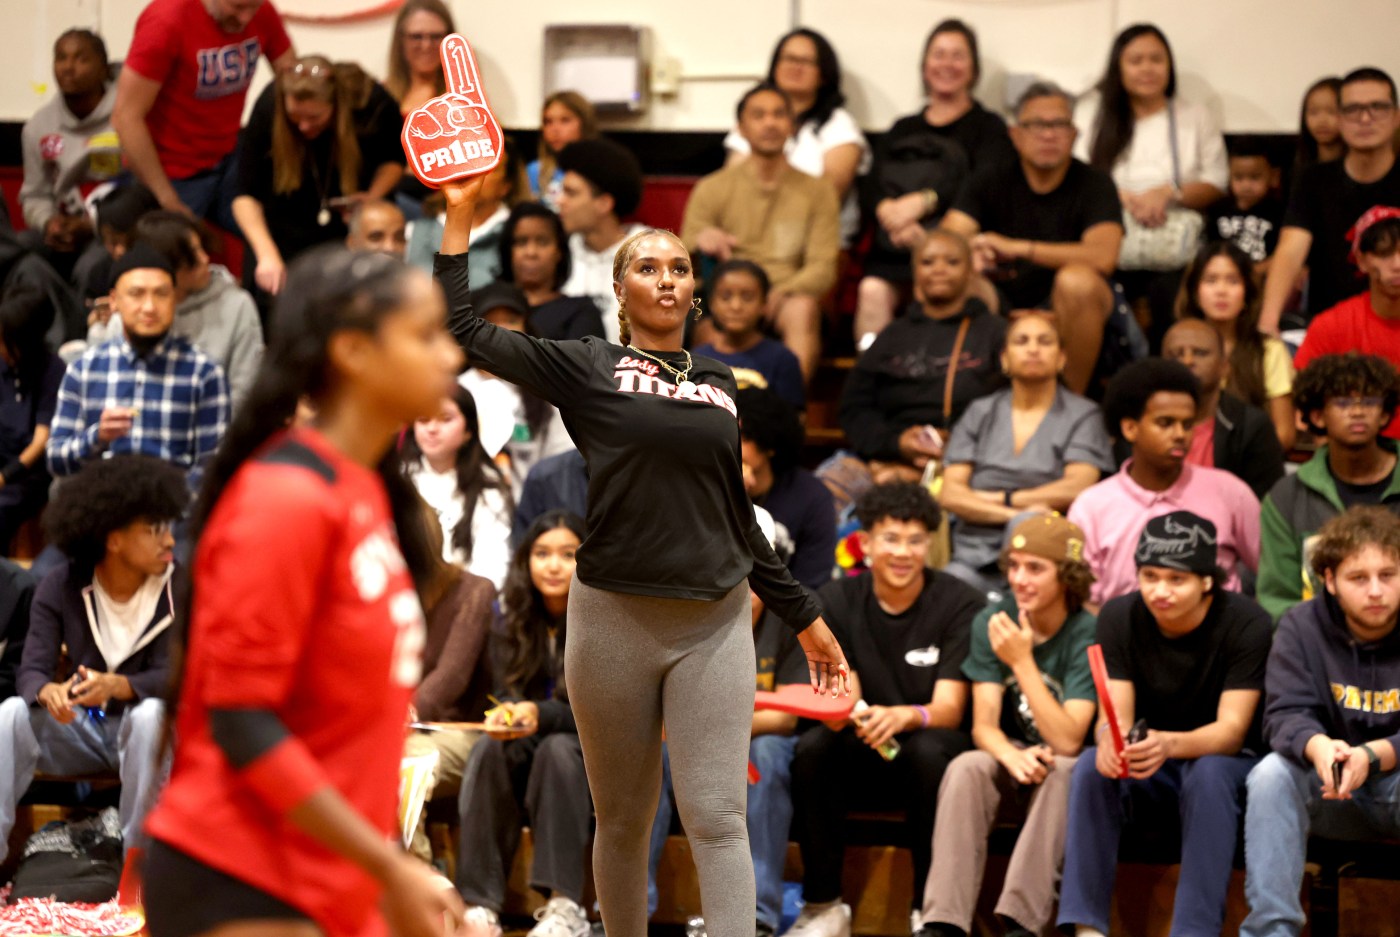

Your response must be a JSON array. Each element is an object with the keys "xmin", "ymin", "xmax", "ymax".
[
  {"xmin": 1058, "ymin": 512, "xmax": 1271, "ymax": 937},
  {"xmin": 383, "ymin": 0, "xmax": 456, "ymax": 219},
  {"xmin": 402, "ymin": 386, "xmax": 513, "ymax": 589},
  {"xmin": 695, "ymin": 260, "xmax": 806, "ymax": 409},
  {"xmin": 345, "ymin": 198, "xmax": 407, "ymax": 257},
  {"xmin": 1176, "ymin": 241, "xmax": 1296, "ymax": 448},
  {"xmin": 89, "ymin": 211, "xmax": 263, "ymax": 412},
  {"xmin": 1257, "ymin": 353, "xmax": 1400, "ymax": 620},
  {"xmin": 235, "ymin": 57, "xmax": 405, "ymax": 296},
  {"xmin": 787, "ymin": 483, "xmax": 982, "ymax": 937},
  {"xmin": 528, "ymin": 91, "xmax": 597, "ymax": 210},
  {"xmin": 916, "ymin": 514, "xmax": 1098, "ymax": 937},
  {"xmin": 855, "ymin": 19, "xmax": 1014, "ymax": 345},
  {"xmin": 510, "ymin": 449, "xmax": 586, "ymax": 549},
  {"xmin": 940, "ymin": 312, "xmax": 1112, "ymax": 594},
  {"xmin": 406, "ymin": 137, "xmax": 527, "ymax": 282},
  {"xmin": 1205, "ymin": 142, "xmax": 1284, "ymax": 273},
  {"xmin": 1261, "ymin": 67, "xmax": 1400, "ymax": 336},
  {"xmin": 942, "ymin": 82, "xmax": 1122, "ymax": 394},
  {"xmin": 460, "ymin": 284, "xmax": 574, "ymax": 487},
  {"xmin": 455, "ymin": 511, "xmax": 590, "ymax": 937},
  {"xmin": 0, "ymin": 454, "xmax": 185, "ymax": 861},
  {"xmin": 48, "ymin": 244, "xmax": 230, "ymax": 493},
  {"xmin": 1293, "ymin": 77, "xmax": 1344, "ymax": 178},
  {"xmin": 1074, "ymin": 24, "xmax": 1227, "ymax": 347},
  {"xmin": 19, "ymin": 29, "xmax": 120, "ymax": 281},
  {"xmin": 112, "ymin": 0, "xmax": 294, "ymax": 231},
  {"xmin": 496, "ymin": 203, "xmax": 604, "ymax": 342},
  {"xmin": 738, "ymin": 387, "xmax": 836, "ymax": 589},
  {"xmin": 683, "ymin": 84, "xmax": 839, "ymax": 381},
  {"xmin": 838, "ymin": 231, "xmax": 1006, "ymax": 480},
  {"xmin": 555, "ymin": 138, "xmax": 645, "ymax": 343},
  {"xmin": 0, "ymin": 286, "xmax": 66, "ymax": 547},
  {"xmin": 1069, "ymin": 358, "xmax": 1259, "ymax": 606},
  {"xmin": 1296, "ymin": 211, "xmax": 1400, "ymax": 431},
  {"xmin": 0, "ymin": 559, "xmax": 37, "ymax": 700},
  {"xmin": 645, "ymin": 510, "xmax": 810, "ymax": 937},
  {"xmin": 724, "ymin": 29, "xmax": 870, "ymax": 249},
  {"xmin": 79, "ymin": 183, "xmax": 158, "ymax": 302},
  {"xmin": 1161, "ymin": 319, "xmax": 1286, "ymax": 498},
  {"xmin": 402, "ymin": 509, "xmax": 496, "ymax": 864},
  {"xmin": 1242, "ymin": 506, "xmax": 1400, "ymax": 937}
]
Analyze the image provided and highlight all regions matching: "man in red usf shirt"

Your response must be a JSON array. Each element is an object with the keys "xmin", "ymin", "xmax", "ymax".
[
  {"xmin": 1297, "ymin": 210, "xmax": 1400, "ymax": 439},
  {"xmin": 112, "ymin": 0, "xmax": 294, "ymax": 231}
]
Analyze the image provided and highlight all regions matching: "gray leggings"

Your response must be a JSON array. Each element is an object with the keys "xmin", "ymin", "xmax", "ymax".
[{"xmin": 566, "ymin": 576, "xmax": 755, "ymax": 937}]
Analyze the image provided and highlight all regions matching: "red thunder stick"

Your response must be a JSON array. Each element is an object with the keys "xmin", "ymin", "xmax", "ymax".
[
  {"xmin": 401, "ymin": 34, "xmax": 504, "ymax": 187},
  {"xmin": 754, "ymin": 684, "xmax": 855, "ymax": 721},
  {"xmin": 1087, "ymin": 643, "xmax": 1129, "ymax": 779}
]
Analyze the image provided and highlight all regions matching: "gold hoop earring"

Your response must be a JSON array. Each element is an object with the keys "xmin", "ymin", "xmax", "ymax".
[{"xmin": 690, "ymin": 297, "xmax": 703, "ymax": 321}]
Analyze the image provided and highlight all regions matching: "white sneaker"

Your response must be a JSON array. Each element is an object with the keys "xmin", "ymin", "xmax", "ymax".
[
  {"xmin": 786, "ymin": 900, "xmax": 852, "ymax": 937},
  {"xmin": 464, "ymin": 906, "xmax": 503, "ymax": 937},
  {"xmin": 528, "ymin": 897, "xmax": 591, "ymax": 937}
]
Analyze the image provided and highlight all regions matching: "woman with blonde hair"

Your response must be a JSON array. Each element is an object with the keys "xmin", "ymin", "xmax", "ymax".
[
  {"xmin": 528, "ymin": 91, "xmax": 598, "ymax": 209},
  {"xmin": 234, "ymin": 56, "xmax": 404, "ymax": 295}
]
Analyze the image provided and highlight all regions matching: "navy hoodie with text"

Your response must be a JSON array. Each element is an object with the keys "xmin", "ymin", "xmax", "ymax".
[{"xmin": 1264, "ymin": 593, "xmax": 1400, "ymax": 766}]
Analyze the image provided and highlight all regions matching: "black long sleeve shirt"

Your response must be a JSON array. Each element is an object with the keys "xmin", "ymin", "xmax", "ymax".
[{"xmin": 436, "ymin": 252, "xmax": 820, "ymax": 631}]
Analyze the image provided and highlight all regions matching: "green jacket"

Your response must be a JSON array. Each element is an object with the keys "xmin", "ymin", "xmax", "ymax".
[{"xmin": 1257, "ymin": 444, "xmax": 1400, "ymax": 621}]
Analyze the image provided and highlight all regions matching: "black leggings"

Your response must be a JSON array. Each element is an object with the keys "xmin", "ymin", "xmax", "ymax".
[{"xmin": 144, "ymin": 839, "xmax": 311, "ymax": 937}]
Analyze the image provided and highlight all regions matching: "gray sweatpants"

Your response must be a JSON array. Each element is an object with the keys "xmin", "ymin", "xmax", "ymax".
[{"xmin": 566, "ymin": 576, "xmax": 756, "ymax": 937}]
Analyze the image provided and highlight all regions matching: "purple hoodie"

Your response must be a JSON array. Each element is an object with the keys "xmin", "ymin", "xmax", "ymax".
[{"xmin": 1264, "ymin": 593, "xmax": 1400, "ymax": 766}]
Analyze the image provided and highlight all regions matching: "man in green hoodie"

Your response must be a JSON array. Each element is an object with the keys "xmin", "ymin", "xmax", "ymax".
[{"xmin": 1257, "ymin": 353, "xmax": 1400, "ymax": 620}]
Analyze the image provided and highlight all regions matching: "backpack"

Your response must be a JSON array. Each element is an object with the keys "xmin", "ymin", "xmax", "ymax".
[{"xmin": 7, "ymin": 808, "xmax": 123, "ymax": 904}]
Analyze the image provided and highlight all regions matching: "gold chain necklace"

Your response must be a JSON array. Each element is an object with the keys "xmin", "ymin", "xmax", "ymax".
[{"xmin": 627, "ymin": 344, "xmax": 697, "ymax": 395}]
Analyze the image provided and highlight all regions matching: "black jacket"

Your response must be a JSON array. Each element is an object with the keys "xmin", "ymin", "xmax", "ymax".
[{"xmin": 1112, "ymin": 391, "xmax": 1284, "ymax": 498}]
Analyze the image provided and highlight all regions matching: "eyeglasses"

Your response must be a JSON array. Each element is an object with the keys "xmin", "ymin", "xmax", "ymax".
[
  {"xmin": 1340, "ymin": 101, "xmax": 1397, "ymax": 122},
  {"xmin": 1019, "ymin": 118, "xmax": 1074, "ymax": 135},
  {"xmin": 777, "ymin": 53, "xmax": 820, "ymax": 69},
  {"xmin": 875, "ymin": 533, "xmax": 931, "ymax": 551},
  {"xmin": 1327, "ymin": 396, "xmax": 1385, "ymax": 411},
  {"xmin": 402, "ymin": 31, "xmax": 447, "ymax": 45}
]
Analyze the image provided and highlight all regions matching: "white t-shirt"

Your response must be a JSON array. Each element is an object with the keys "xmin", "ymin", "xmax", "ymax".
[
  {"xmin": 562, "ymin": 222, "xmax": 648, "ymax": 343},
  {"xmin": 89, "ymin": 564, "xmax": 173, "ymax": 671},
  {"xmin": 409, "ymin": 461, "xmax": 513, "ymax": 591},
  {"xmin": 724, "ymin": 107, "xmax": 871, "ymax": 247},
  {"xmin": 1072, "ymin": 95, "xmax": 1227, "ymax": 194}
]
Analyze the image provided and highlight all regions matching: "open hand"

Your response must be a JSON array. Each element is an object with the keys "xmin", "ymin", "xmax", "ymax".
[{"xmin": 797, "ymin": 616, "xmax": 852, "ymax": 697}]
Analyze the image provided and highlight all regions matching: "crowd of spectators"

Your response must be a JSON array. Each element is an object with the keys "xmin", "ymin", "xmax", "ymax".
[{"xmin": 3, "ymin": 4, "xmax": 1400, "ymax": 937}]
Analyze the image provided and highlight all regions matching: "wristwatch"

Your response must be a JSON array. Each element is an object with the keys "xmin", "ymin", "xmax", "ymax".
[{"xmin": 1362, "ymin": 743, "xmax": 1382, "ymax": 773}]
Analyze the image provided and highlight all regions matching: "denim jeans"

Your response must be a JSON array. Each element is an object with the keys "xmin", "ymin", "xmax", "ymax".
[
  {"xmin": 1241, "ymin": 751, "xmax": 1400, "ymax": 937},
  {"xmin": 169, "ymin": 151, "xmax": 240, "ymax": 234},
  {"xmin": 1057, "ymin": 749, "xmax": 1256, "ymax": 937},
  {"xmin": 647, "ymin": 735, "xmax": 797, "ymax": 929},
  {"xmin": 0, "ymin": 695, "xmax": 167, "ymax": 862}
]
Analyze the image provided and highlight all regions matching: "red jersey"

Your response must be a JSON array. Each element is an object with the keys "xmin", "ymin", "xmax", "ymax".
[
  {"xmin": 124, "ymin": 0, "xmax": 291, "ymax": 179},
  {"xmin": 145, "ymin": 428, "xmax": 425, "ymax": 937},
  {"xmin": 1294, "ymin": 292, "xmax": 1400, "ymax": 439}
]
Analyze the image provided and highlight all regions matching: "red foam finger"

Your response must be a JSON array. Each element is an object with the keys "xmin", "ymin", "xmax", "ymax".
[
  {"xmin": 401, "ymin": 33, "xmax": 503, "ymax": 187},
  {"xmin": 1087, "ymin": 644, "xmax": 1128, "ymax": 778},
  {"xmin": 755, "ymin": 684, "xmax": 854, "ymax": 720}
]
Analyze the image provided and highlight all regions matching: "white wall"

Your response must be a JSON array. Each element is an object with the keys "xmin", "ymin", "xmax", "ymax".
[{"xmin": 3, "ymin": 0, "xmax": 1397, "ymax": 132}]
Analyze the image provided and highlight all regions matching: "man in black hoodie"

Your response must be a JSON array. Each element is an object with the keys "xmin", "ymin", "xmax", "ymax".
[
  {"xmin": 0, "ymin": 454, "xmax": 185, "ymax": 862},
  {"xmin": 1242, "ymin": 506, "xmax": 1400, "ymax": 937}
]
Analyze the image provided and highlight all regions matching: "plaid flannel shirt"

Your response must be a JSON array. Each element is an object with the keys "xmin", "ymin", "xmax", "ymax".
[{"xmin": 47, "ymin": 333, "xmax": 229, "ymax": 491}]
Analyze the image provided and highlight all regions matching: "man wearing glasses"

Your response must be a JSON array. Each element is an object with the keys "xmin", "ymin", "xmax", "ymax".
[
  {"xmin": 112, "ymin": 0, "xmax": 296, "ymax": 230},
  {"xmin": 1260, "ymin": 67, "xmax": 1400, "ymax": 337},
  {"xmin": 941, "ymin": 83, "xmax": 1123, "ymax": 394},
  {"xmin": 1258, "ymin": 353, "xmax": 1400, "ymax": 621},
  {"xmin": 0, "ymin": 455, "xmax": 186, "ymax": 864}
]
